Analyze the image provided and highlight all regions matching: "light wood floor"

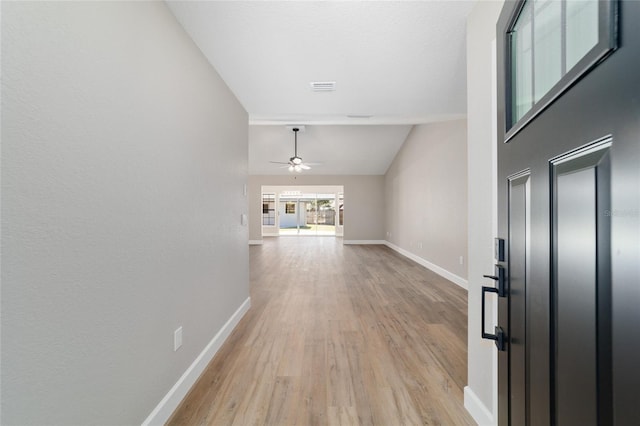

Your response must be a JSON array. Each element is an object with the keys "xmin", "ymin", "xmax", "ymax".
[{"xmin": 168, "ymin": 237, "xmax": 475, "ymax": 425}]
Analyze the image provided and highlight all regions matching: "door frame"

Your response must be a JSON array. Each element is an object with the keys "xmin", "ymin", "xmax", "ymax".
[{"xmin": 261, "ymin": 185, "xmax": 344, "ymax": 238}]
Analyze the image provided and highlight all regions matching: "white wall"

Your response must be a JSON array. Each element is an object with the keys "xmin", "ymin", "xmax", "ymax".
[
  {"xmin": 1, "ymin": 2, "xmax": 249, "ymax": 424},
  {"xmin": 465, "ymin": 1, "xmax": 505, "ymax": 424},
  {"xmin": 249, "ymin": 175, "xmax": 384, "ymax": 242},
  {"xmin": 384, "ymin": 120, "xmax": 468, "ymax": 283}
]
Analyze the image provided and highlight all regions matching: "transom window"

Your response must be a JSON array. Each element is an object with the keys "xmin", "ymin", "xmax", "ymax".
[{"xmin": 506, "ymin": 0, "xmax": 616, "ymax": 141}]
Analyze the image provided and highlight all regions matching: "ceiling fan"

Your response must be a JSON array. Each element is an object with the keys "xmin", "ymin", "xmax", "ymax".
[{"xmin": 270, "ymin": 127, "xmax": 314, "ymax": 172}]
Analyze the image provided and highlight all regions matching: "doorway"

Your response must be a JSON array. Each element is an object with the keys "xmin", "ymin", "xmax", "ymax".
[
  {"xmin": 261, "ymin": 185, "xmax": 344, "ymax": 237},
  {"xmin": 278, "ymin": 192, "xmax": 337, "ymax": 236}
]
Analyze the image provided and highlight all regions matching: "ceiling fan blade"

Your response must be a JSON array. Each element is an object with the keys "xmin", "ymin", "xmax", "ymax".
[
  {"xmin": 269, "ymin": 161, "xmax": 290, "ymax": 165},
  {"xmin": 300, "ymin": 164, "xmax": 311, "ymax": 170}
]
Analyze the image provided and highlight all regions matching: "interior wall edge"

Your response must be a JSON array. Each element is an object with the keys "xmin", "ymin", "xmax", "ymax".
[{"xmin": 142, "ymin": 297, "xmax": 252, "ymax": 426}]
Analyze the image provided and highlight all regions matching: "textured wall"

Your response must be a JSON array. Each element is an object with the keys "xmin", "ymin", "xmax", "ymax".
[
  {"xmin": 384, "ymin": 120, "xmax": 468, "ymax": 280},
  {"xmin": 248, "ymin": 175, "xmax": 385, "ymax": 241},
  {"xmin": 1, "ymin": 2, "xmax": 249, "ymax": 424}
]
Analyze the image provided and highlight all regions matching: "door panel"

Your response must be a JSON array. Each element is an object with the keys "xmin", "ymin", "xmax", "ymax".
[
  {"xmin": 551, "ymin": 140, "xmax": 612, "ymax": 426},
  {"xmin": 507, "ymin": 171, "xmax": 531, "ymax": 425},
  {"xmin": 555, "ymin": 167, "xmax": 597, "ymax": 426},
  {"xmin": 496, "ymin": 1, "xmax": 640, "ymax": 425}
]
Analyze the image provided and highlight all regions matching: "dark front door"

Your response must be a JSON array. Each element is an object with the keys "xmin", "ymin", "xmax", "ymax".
[{"xmin": 492, "ymin": 0, "xmax": 640, "ymax": 424}]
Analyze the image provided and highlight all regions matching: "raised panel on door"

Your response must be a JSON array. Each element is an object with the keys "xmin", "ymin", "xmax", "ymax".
[
  {"xmin": 507, "ymin": 171, "xmax": 531, "ymax": 425},
  {"xmin": 551, "ymin": 139, "xmax": 612, "ymax": 425}
]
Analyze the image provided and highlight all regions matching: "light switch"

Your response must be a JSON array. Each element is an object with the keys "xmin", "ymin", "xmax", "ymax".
[{"xmin": 174, "ymin": 327, "xmax": 182, "ymax": 351}]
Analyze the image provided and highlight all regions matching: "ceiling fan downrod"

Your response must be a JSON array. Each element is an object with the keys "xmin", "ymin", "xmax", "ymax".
[
  {"xmin": 293, "ymin": 127, "xmax": 299, "ymax": 159},
  {"xmin": 290, "ymin": 127, "xmax": 303, "ymax": 167}
]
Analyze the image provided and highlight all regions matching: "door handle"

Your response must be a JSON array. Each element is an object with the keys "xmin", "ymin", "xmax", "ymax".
[
  {"xmin": 482, "ymin": 264, "xmax": 506, "ymax": 296},
  {"xmin": 482, "ymin": 286, "xmax": 506, "ymax": 351},
  {"xmin": 481, "ymin": 265, "xmax": 506, "ymax": 351}
]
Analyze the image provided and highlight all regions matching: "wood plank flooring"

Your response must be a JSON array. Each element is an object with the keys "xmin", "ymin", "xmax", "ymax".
[{"xmin": 168, "ymin": 237, "xmax": 475, "ymax": 425}]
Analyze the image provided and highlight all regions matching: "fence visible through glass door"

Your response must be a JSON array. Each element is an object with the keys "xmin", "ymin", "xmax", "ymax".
[{"xmin": 278, "ymin": 193, "xmax": 336, "ymax": 236}]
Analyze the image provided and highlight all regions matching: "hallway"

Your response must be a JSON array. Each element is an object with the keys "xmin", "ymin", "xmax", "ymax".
[{"xmin": 169, "ymin": 238, "xmax": 474, "ymax": 425}]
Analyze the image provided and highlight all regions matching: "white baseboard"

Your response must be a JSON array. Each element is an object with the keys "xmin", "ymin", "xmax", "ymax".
[
  {"xmin": 142, "ymin": 297, "xmax": 251, "ymax": 426},
  {"xmin": 343, "ymin": 240, "xmax": 386, "ymax": 245},
  {"xmin": 384, "ymin": 241, "xmax": 468, "ymax": 290},
  {"xmin": 248, "ymin": 240, "xmax": 263, "ymax": 245},
  {"xmin": 464, "ymin": 386, "xmax": 495, "ymax": 426}
]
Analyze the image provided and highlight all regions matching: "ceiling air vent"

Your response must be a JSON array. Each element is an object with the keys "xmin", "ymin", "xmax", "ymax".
[{"xmin": 310, "ymin": 81, "xmax": 336, "ymax": 92}]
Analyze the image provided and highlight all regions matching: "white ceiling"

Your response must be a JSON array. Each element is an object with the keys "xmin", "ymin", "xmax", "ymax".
[{"xmin": 166, "ymin": 1, "xmax": 475, "ymax": 175}]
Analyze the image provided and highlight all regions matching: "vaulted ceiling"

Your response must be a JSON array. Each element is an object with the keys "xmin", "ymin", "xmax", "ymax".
[{"xmin": 167, "ymin": 1, "xmax": 475, "ymax": 175}]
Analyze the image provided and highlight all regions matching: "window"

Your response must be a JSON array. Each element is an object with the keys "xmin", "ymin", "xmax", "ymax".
[
  {"xmin": 262, "ymin": 193, "xmax": 275, "ymax": 226},
  {"xmin": 285, "ymin": 202, "xmax": 296, "ymax": 214},
  {"xmin": 506, "ymin": 0, "xmax": 616, "ymax": 141}
]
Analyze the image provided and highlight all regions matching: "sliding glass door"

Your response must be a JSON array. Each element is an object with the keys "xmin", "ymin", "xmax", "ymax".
[{"xmin": 278, "ymin": 193, "xmax": 336, "ymax": 236}]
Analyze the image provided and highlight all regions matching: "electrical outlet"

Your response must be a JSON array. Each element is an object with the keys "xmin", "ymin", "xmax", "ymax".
[
  {"xmin": 174, "ymin": 327, "xmax": 183, "ymax": 351},
  {"xmin": 418, "ymin": 242, "xmax": 423, "ymax": 249},
  {"xmin": 459, "ymin": 256, "xmax": 464, "ymax": 265}
]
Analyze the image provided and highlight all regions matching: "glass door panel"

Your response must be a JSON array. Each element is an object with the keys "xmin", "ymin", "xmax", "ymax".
[
  {"xmin": 507, "ymin": 0, "xmax": 611, "ymax": 138},
  {"xmin": 298, "ymin": 193, "xmax": 315, "ymax": 236},
  {"xmin": 336, "ymin": 193, "xmax": 344, "ymax": 236},
  {"xmin": 566, "ymin": 1, "xmax": 599, "ymax": 70},
  {"xmin": 512, "ymin": 0, "xmax": 533, "ymax": 123},
  {"xmin": 279, "ymin": 193, "xmax": 301, "ymax": 235},
  {"xmin": 534, "ymin": 0, "xmax": 562, "ymax": 102},
  {"xmin": 278, "ymin": 192, "xmax": 336, "ymax": 236},
  {"xmin": 313, "ymin": 193, "xmax": 336, "ymax": 236}
]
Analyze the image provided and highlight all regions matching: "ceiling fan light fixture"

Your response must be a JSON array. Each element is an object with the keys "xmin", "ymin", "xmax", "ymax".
[{"xmin": 273, "ymin": 126, "xmax": 313, "ymax": 173}]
